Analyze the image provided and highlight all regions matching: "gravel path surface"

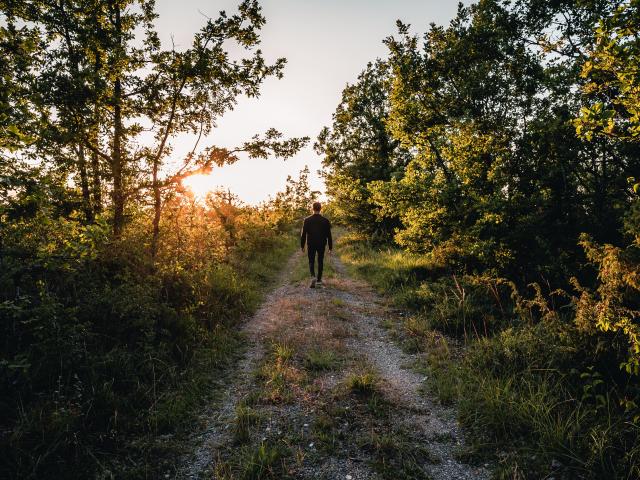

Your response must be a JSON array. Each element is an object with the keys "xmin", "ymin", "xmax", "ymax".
[
  {"xmin": 330, "ymin": 259, "xmax": 488, "ymax": 480},
  {"xmin": 176, "ymin": 253, "xmax": 302, "ymax": 479},
  {"xmin": 176, "ymin": 250, "xmax": 488, "ymax": 479}
]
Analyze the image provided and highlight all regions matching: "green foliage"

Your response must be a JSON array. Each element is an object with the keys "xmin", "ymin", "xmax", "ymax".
[
  {"xmin": 322, "ymin": 0, "xmax": 639, "ymax": 281},
  {"xmin": 456, "ymin": 321, "xmax": 640, "ymax": 479},
  {"xmin": 575, "ymin": 1, "xmax": 640, "ymax": 143},
  {"xmin": 237, "ymin": 441, "xmax": 289, "ymax": 480},
  {"xmin": 1, "ymin": 0, "xmax": 307, "ymax": 236},
  {"xmin": 0, "ymin": 180, "xmax": 298, "ymax": 478},
  {"xmin": 315, "ymin": 60, "xmax": 409, "ymax": 237},
  {"xmin": 324, "ymin": 2, "xmax": 640, "ymax": 475},
  {"xmin": 360, "ymin": 429, "xmax": 434, "ymax": 479},
  {"xmin": 214, "ymin": 440, "xmax": 290, "ymax": 480},
  {"xmin": 571, "ymin": 0, "xmax": 640, "ymax": 379},
  {"xmin": 346, "ymin": 372, "xmax": 379, "ymax": 396},
  {"xmin": 572, "ymin": 234, "xmax": 640, "ymax": 375},
  {"xmin": 341, "ymin": 234, "xmax": 640, "ymax": 478},
  {"xmin": 234, "ymin": 404, "xmax": 263, "ymax": 444}
]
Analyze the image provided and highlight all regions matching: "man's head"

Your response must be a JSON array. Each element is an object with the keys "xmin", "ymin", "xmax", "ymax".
[{"xmin": 312, "ymin": 201, "xmax": 322, "ymax": 213}]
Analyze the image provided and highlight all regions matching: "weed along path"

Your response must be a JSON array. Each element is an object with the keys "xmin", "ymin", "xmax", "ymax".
[{"xmin": 177, "ymin": 250, "xmax": 488, "ymax": 480}]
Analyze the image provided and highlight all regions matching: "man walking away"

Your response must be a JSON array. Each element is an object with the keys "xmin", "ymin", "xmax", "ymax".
[{"xmin": 301, "ymin": 202, "xmax": 333, "ymax": 288}]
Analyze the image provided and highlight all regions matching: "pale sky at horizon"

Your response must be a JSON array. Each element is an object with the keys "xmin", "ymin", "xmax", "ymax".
[{"xmin": 155, "ymin": 0, "xmax": 470, "ymax": 204}]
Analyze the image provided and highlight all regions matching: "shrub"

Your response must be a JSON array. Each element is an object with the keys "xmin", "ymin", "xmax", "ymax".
[{"xmin": 0, "ymin": 203, "xmax": 296, "ymax": 478}]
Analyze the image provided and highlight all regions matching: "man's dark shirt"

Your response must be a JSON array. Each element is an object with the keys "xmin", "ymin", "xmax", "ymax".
[{"xmin": 301, "ymin": 213, "xmax": 332, "ymax": 250}]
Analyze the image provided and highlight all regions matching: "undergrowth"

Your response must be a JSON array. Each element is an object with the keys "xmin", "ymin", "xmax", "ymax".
[
  {"xmin": 338, "ymin": 232, "xmax": 640, "ymax": 479},
  {"xmin": 0, "ymin": 219, "xmax": 297, "ymax": 479}
]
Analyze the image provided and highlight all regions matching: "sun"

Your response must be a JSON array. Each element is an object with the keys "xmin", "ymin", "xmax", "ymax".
[{"xmin": 182, "ymin": 173, "xmax": 217, "ymax": 199}]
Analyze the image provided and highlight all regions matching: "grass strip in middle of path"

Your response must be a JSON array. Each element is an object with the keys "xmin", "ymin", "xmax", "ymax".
[{"xmin": 213, "ymin": 257, "xmax": 439, "ymax": 479}]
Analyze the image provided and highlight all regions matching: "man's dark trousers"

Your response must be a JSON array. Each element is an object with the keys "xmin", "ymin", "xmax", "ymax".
[{"xmin": 308, "ymin": 244, "xmax": 325, "ymax": 281}]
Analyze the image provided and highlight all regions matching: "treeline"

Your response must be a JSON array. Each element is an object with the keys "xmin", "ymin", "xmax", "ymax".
[
  {"xmin": 0, "ymin": 1, "xmax": 312, "ymax": 478},
  {"xmin": 319, "ymin": 0, "xmax": 640, "ymax": 478}
]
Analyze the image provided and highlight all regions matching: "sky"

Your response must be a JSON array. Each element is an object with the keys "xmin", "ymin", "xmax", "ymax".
[{"xmin": 155, "ymin": 0, "xmax": 469, "ymax": 204}]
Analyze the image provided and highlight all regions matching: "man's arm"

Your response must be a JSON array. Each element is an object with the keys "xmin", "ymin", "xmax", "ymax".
[
  {"xmin": 327, "ymin": 219, "xmax": 333, "ymax": 251},
  {"xmin": 300, "ymin": 219, "xmax": 307, "ymax": 250}
]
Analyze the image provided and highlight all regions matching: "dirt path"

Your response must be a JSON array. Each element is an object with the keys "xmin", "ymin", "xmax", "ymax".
[{"xmin": 176, "ymin": 251, "xmax": 488, "ymax": 479}]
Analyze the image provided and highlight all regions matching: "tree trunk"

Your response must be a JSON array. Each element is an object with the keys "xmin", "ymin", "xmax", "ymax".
[
  {"xmin": 151, "ymin": 159, "xmax": 161, "ymax": 258},
  {"xmin": 112, "ymin": 80, "xmax": 124, "ymax": 236},
  {"xmin": 60, "ymin": 0, "xmax": 95, "ymax": 223},
  {"xmin": 90, "ymin": 141, "xmax": 102, "ymax": 214},
  {"xmin": 111, "ymin": 5, "xmax": 125, "ymax": 237},
  {"xmin": 150, "ymin": 77, "xmax": 186, "ymax": 258},
  {"xmin": 77, "ymin": 145, "xmax": 94, "ymax": 222},
  {"xmin": 91, "ymin": 51, "xmax": 103, "ymax": 215}
]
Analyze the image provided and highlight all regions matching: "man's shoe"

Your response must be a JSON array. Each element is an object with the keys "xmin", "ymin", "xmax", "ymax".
[
  {"xmin": 316, "ymin": 280, "xmax": 323, "ymax": 287},
  {"xmin": 309, "ymin": 277, "xmax": 316, "ymax": 288}
]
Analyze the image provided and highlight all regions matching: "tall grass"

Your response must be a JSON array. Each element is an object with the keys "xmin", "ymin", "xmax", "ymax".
[
  {"xmin": 337, "ymin": 232, "xmax": 640, "ymax": 479},
  {"xmin": 0, "ymin": 215, "xmax": 298, "ymax": 480}
]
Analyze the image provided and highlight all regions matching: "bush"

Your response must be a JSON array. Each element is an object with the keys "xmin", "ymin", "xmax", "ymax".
[
  {"xmin": 338, "ymin": 234, "xmax": 640, "ymax": 479},
  {"xmin": 457, "ymin": 320, "xmax": 640, "ymax": 479},
  {"xmin": 0, "ymin": 201, "xmax": 297, "ymax": 479}
]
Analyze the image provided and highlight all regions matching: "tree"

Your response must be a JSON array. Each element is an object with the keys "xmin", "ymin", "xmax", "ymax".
[
  {"xmin": 375, "ymin": 1, "xmax": 555, "ymax": 274},
  {"xmin": 321, "ymin": 0, "xmax": 640, "ymax": 283},
  {"xmin": 575, "ymin": 1, "xmax": 640, "ymax": 143},
  {"xmin": 0, "ymin": 16, "xmax": 39, "ymax": 152},
  {"xmin": 315, "ymin": 60, "xmax": 409, "ymax": 237},
  {"xmin": 572, "ymin": 0, "xmax": 640, "ymax": 375},
  {"xmin": 264, "ymin": 165, "xmax": 319, "ymax": 231},
  {"xmin": 1, "ymin": 0, "xmax": 307, "ymax": 250}
]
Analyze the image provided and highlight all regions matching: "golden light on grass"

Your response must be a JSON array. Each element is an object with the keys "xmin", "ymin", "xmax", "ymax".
[{"xmin": 182, "ymin": 173, "xmax": 217, "ymax": 199}]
